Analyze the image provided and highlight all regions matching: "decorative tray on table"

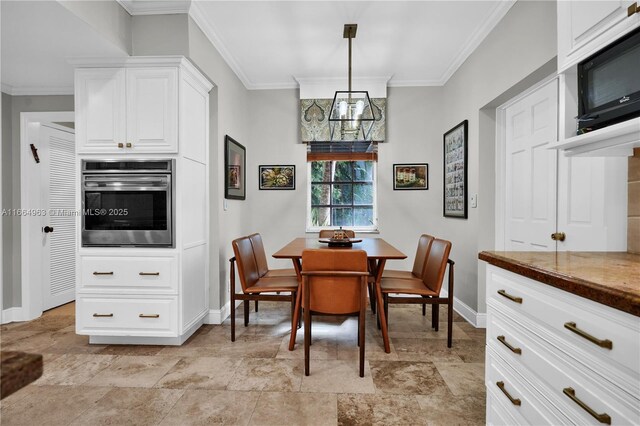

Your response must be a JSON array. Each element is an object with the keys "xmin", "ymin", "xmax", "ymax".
[{"xmin": 318, "ymin": 238, "xmax": 362, "ymax": 247}]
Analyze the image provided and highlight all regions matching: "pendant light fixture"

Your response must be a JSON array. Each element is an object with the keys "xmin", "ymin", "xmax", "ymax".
[{"xmin": 329, "ymin": 24, "xmax": 376, "ymax": 141}]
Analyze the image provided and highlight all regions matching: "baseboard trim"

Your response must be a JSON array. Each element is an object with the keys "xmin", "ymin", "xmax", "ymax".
[
  {"xmin": 205, "ymin": 300, "xmax": 241, "ymax": 325},
  {"xmin": 453, "ymin": 297, "xmax": 486, "ymax": 328},
  {"xmin": 1, "ymin": 307, "xmax": 25, "ymax": 324}
]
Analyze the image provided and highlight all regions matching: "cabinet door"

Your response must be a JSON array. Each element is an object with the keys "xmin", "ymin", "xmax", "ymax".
[
  {"xmin": 75, "ymin": 68, "xmax": 126, "ymax": 153},
  {"xmin": 126, "ymin": 68, "xmax": 178, "ymax": 153}
]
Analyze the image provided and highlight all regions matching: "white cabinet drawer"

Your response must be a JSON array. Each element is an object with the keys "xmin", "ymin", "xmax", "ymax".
[
  {"xmin": 76, "ymin": 296, "xmax": 177, "ymax": 336},
  {"xmin": 486, "ymin": 346, "xmax": 570, "ymax": 425},
  {"xmin": 80, "ymin": 256, "xmax": 177, "ymax": 293},
  {"xmin": 488, "ymin": 308, "xmax": 640, "ymax": 425},
  {"xmin": 486, "ymin": 266, "xmax": 640, "ymax": 376}
]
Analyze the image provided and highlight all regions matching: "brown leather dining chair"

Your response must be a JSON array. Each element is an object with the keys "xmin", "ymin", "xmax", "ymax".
[
  {"xmin": 230, "ymin": 236, "xmax": 299, "ymax": 341},
  {"xmin": 300, "ymin": 249, "xmax": 369, "ymax": 377},
  {"xmin": 248, "ymin": 233, "xmax": 297, "ymax": 312},
  {"xmin": 318, "ymin": 229, "xmax": 356, "ymax": 238},
  {"xmin": 379, "ymin": 238, "xmax": 455, "ymax": 347}
]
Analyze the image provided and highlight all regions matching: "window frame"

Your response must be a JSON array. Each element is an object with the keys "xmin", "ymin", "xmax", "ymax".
[{"xmin": 306, "ymin": 160, "xmax": 378, "ymax": 233}]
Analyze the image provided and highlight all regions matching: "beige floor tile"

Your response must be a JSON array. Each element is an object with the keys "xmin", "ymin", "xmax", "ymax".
[
  {"xmin": 97, "ymin": 344, "xmax": 165, "ymax": 356},
  {"xmin": 393, "ymin": 338, "xmax": 464, "ymax": 362},
  {"xmin": 213, "ymin": 334, "xmax": 283, "ymax": 359},
  {"xmin": 227, "ymin": 358, "xmax": 303, "ymax": 392},
  {"xmin": 42, "ymin": 328, "xmax": 107, "ymax": 354},
  {"xmin": 11, "ymin": 315, "xmax": 75, "ymax": 332},
  {"xmin": 35, "ymin": 354, "xmax": 118, "ymax": 386},
  {"xmin": 1, "ymin": 331, "xmax": 57, "ymax": 353},
  {"xmin": 155, "ymin": 357, "xmax": 242, "ymax": 390},
  {"xmin": 42, "ymin": 301, "xmax": 76, "ymax": 317},
  {"xmin": 249, "ymin": 391, "xmax": 338, "ymax": 426},
  {"xmin": 369, "ymin": 360, "xmax": 449, "ymax": 395},
  {"xmin": 434, "ymin": 362, "xmax": 485, "ymax": 396},
  {"xmin": 0, "ymin": 330, "xmax": 45, "ymax": 346},
  {"xmin": 412, "ymin": 322, "xmax": 471, "ymax": 340},
  {"xmin": 159, "ymin": 389, "xmax": 260, "ymax": 425},
  {"xmin": 0, "ymin": 385, "xmax": 111, "ymax": 425},
  {"xmin": 277, "ymin": 334, "xmax": 338, "ymax": 360},
  {"xmin": 70, "ymin": 387, "xmax": 185, "ymax": 426},
  {"xmin": 415, "ymin": 392, "xmax": 486, "ymax": 425},
  {"xmin": 85, "ymin": 356, "xmax": 180, "ymax": 388},
  {"xmin": 336, "ymin": 336, "xmax": 399, "ymax": 361},
  {"xmin": 301, "ymin": 360, "xmax": 375, "ymax": 394},
  {"xmin": 452, "ymin": 340, "xmax": 485, "ymax": 363},
  {"xmin": 337, "ymin": 393, "xmax": 428, "ymax": 426}
]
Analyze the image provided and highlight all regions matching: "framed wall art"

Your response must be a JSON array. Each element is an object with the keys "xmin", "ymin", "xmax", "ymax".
[
  {"xmin": 259, "ymin": 165, "xmax": 296, "ymax": 190},
  {"xmin": 393, "ymin": 164, "xmax": 428, "ymax": 190},
  {"xmin": 225, "ymin": 135, "xmax": 246, "ymax": 200},
  {"xmin": 443, "ymin": 120, "xmax": 468, "ymax": 218}
]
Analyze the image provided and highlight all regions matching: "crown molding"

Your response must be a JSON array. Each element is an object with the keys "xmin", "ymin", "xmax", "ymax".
[
  {"xmin": 1, "ymin": 83, "xmax": 74, "ymax": 96},
  {"xmin": 296, "ymin": 76, "xmax": 390, "ymax": 99},
  {"xmin": 189, "ymin": 1, "xmax": 254, "ymax": 90},
  {"xmin": 387, "ymin": 79, "xmax": 444, "ymax": 87},
  {"xmin": 438, "ymin": 0, "xmax": 516, "ymax": 85},
  {"xmin": 116, "ymin": 0, "xmax": 191, "ymax": 16}
]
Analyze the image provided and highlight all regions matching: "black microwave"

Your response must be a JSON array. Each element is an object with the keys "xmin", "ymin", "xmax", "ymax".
[{"xmin": 577, "ymin": 27, "xmax": 640, "ymax": 133}]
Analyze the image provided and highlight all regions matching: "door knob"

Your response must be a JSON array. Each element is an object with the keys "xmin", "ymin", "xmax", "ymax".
[
  {"xmin": 43, "ymin": 226, "xmax": 54, "ymax": 233},
  {"xmin": 551, "ymin": 232, "xmax": 565, "ymax": 241}
]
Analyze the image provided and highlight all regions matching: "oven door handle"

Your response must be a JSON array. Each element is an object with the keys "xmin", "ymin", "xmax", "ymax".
[{"xmin": 84, "ymin": 178, "xmax": 169, "ymax": 189}]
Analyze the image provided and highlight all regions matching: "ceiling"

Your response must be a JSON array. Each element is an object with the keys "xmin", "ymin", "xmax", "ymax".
[{"xmin": 1, "ymin": 1, "xmax": 127, "ymax": 95}]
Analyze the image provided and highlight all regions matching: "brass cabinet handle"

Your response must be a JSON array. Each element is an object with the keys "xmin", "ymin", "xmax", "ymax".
[
  {"xmin": 496, "ymin": 381, "xmax": 521, "ymax": 406},
  {"xmin": 139, "ymin": 314, "xmax": 160, "ymax": 318},
  {"xmin": 117, "ymin": 143, "xmax": 124, "ymax": 148},
  {"xmin": 139, "ymin": 272, "xmax": 160, "ymax": 276},
  {"xmin": 93, "ymin": 271, "xmax": 114, "ymax": 276},
  {"xmin": 563, "ymin": 387, "xmax": 611, "ymax": 424},
  {"xmin": 497, "ymin": 335, "xmax": 522, "ymax": 355},
  {"xmin": 126, "ymin": 143, "xmax": 132, "ymax": 148},
  {"xmin": 93, "ymin": 313, "xmax": 113, "ymax": 317},
  {"xmin": 564, "ymin": 322, "xmax": 612, "ymax": 349},
  {"xmin": 551, "ymin": 232, "xmax": 566, "ymax": 241},
  {"xmin": 497, "ymin": 289, "xmax": 522, "ymax": 304},
  {"xmin": 628, "ymin": 2, "xmax": 638, "ymax": 17}
]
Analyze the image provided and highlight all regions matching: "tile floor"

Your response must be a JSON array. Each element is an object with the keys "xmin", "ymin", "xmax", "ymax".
[{"xmin": 0, "ymin": 301, "xmax": 486, "ymax": 425}]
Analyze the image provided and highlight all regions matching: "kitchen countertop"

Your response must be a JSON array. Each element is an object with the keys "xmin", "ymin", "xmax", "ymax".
[
  {"xmin": 1, "ymin": 351, "xmax": 43, "ymax": 399},
  {"xmin": 478, "ymin": 251, "xmax": 640, "ymax": 317}
]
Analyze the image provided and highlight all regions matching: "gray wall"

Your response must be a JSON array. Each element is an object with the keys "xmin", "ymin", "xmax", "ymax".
[
  {"xmin": 1, "ymin": 94, "xmax": 74, "ymax": 309},
  {"xmin": 132, "ymin": 14, "xmax": 189, "ymax": 56}
]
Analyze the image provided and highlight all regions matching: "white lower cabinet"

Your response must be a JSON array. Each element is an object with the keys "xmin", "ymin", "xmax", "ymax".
[{"xmin": 485, "ymin": 265, "xmax": 640, "ymax": 425}]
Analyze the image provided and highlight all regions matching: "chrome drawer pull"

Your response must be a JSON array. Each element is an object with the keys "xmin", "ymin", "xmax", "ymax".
[
  {"xmin": 139, "ymin": 272, "xmax": 160, "ymax": 276},
  {"xmin": 497, "ymin": 289, "xmax": 522, "ymax": 304},
  {"xmin": 497, "ymin": 335, "xmax": 522, "ymax": 355},
  {"xmin": 93, "ymin": 271, "xmax": 114, "ymax": 276},
  {"xmin": 496, "ymin": 381, "xmax": 521, "ymax": 406},
  {"xmin": 563, "ymin": 387, "xmax": 611, "ymax": 424},
  {"xmin": 139, "ymin": 314, "xmax": 160, "ymax": 318},
  {"xmin": 564, "ymin": 322, "xmax": 612, "ymax": 349},
  {"xmin": 93, "ymin": 313, "xmax": 113, "ymax": 318}
]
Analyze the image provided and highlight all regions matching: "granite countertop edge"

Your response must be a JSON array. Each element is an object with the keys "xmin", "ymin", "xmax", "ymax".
[{"xmin": 479, "ymin": 251, "xmax": 640, "ymax": 317}]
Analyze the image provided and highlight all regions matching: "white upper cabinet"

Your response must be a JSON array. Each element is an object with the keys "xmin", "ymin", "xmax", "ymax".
[
  {"xmin": 558, "ymin": 0, "xmax": 639, "ymax": 72},
  {"xmin": 76, "ymin": 67, "xmax": 178, "ymax": 154}
]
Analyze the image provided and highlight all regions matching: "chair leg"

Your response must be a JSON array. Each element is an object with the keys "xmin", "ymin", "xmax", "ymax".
[
  {"xmin": 304, "ymin": 279, "xmax": 311, "ymax": 376},
  {"xmin": 422, "ymin": 296, "xmax": 427, "ymax": 316},
  {"xmin": 359, "ymin": 277, "xmax": 366, "ymax": 378},
  {"xmin": 243, "ymin": 300, "xmax": 249, "ymax": 327},
  {"xmin": 368, "ymin": 283, "xmax": 376, "ymax": 315},
  {"xmin": 433, "ymin": 304, "xmax": 439, "ymax": 332},
  {"xmin": 231, "ymin": 292, "xmax": 236, "ymax": 342},
  {"xmin": 383, "ymin": 294, "xmax": 389, "ymax": 328},
  {"xmin": 357, "ymin": 316, "xmax": 360, "ymax": 347},
  {"xmin": 447, "ymin": 299, "xmax": 453, "ymax": 348},
  {"xmin": 290, "ymin": 292, "xmax": 296, "ymax": 333},
  {"xmin": 255, "ymin": 300, "xmax": 259, "ymax": 312}
]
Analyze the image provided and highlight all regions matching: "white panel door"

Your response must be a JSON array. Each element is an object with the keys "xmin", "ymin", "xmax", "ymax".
[
  {"xmin": 126, "ymin": 68, "xmax": 178, "ymax": 153},
  {"xmin": 75, "ymin": 68, "xmax": 126, "ymax": 153},
  {"xmin": 504, "ymin": 79, "xmax": 558, "ymax": 251},
  {"xmin": 39, "ymin": 124, "xmax": 76, "ymax": 310}
]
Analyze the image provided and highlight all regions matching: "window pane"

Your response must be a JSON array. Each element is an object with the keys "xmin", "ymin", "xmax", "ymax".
[
  {"xmin": 332, "ymin": 184, "xmax": 353, "ymax": 205},
  {"xmin": 332, "ymin": 208, "xmax": 353, "ymax": 226},
  {"xmin": 311, "ymin": 161, "xmax": 331, "ymax": 183},
  {"xmin": 354, "ymin": 207, "xmax": 373, "ymax": 226},
  {"xmin": 353, "ymin": 161, "xmax": 373, "ymax": 181},
  {"xmin": 333, "ymin": 161, "xmax": 352, "ymax": 182},
  {"xmin": 311, "ymin": 207, "xmax": 330, "ymax": 227},
  {"xmin": 311, "ymin": 184, "xmax": 330, "ymax": 206},
  {"xmin": 353, "ymin": 183, "xmax": 373, "ymax": 205}
]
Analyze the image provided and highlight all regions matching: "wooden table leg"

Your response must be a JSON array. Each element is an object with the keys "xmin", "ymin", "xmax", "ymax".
[
  {"xmin": 373, "ymin": 259, "xmax": 391, "ymax": 353},
  {"xmin": 289, "ymin": 258, "xmax": 303, "ymax": 351}
]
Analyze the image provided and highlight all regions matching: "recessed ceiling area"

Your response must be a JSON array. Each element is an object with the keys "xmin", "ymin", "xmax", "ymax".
[
  {"xmin": 190, "ymin": 1, "xmax": 514, "ymax": 89},
  {"xmin": 1, "ymin": 1, "xmax": 127, "ymax": 95}
]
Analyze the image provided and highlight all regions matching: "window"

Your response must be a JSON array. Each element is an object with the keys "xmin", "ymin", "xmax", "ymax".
[{"xmin": 308, "ymin": 160, "xmax": 377, "ymax": 231}]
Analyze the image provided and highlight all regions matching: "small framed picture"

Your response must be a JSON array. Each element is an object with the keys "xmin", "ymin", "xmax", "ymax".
[
  {"xmin": 393, "ymin": 164, "xmax": 428, "ymax": 190},
  {"xmin": 259, "ymin": 165, "xmax": 296, "ymax": 190},
  {"xmin": 443, "ymin": 120, "xmax": 468, "ymax": 218},
  {"xmin": 225, "ymin": 135, "xmax": 246, "ymax": 200}
]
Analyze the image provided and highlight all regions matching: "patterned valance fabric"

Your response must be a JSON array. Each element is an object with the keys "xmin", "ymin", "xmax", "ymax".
[{"xmin": 300, "ymin": 98, "xmax": 386, "ymax": 143}]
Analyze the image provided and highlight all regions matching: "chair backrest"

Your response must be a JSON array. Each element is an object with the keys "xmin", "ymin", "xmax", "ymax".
[
  {"xmin": 232, "ymin": 236, "xmax": 260, "ymax": 292},
  {"xmin": 301, "ymin": 249, "xmax": 368, "ymax": 315},
  {"xmin": 422, "ymin": 238, "xmax": 452, "ymax": 294},
  {"xmin": 319, "ymin": 229, "xmax": 356, "ymax": 238},
  {"xmin": 248, "ymin": 233, "xmax": 269, "ymax": 277},
  {"xmin": 411, "ymin": 234, "xmax": 434, "ymax": 277}
]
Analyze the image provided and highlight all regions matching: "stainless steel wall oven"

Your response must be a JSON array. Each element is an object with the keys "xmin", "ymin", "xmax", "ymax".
[{"xmin": 81, "ymin": 160, "xmax": 174, "ymax": 247}]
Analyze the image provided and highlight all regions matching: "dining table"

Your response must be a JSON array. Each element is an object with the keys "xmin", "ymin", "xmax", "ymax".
[{"xmin": 272, "ymin": 237, "xmax": 407, "ymax": 353}]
